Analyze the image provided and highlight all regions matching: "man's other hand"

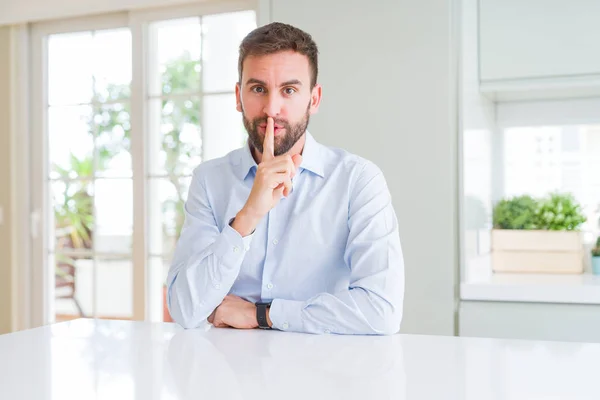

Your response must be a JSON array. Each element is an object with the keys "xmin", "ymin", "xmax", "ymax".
[{"xmin": 207, "ymin": 294, "xmax": 259, "ymax": 329}]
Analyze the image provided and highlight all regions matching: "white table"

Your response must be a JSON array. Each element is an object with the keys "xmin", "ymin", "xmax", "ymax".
[{"xmin": 1, "ymin": 319, "xmax": 599, "ymax": 399}]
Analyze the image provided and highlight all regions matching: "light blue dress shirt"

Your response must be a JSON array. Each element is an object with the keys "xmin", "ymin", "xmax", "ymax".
[{"xmin": 167, "ymin": 132, "xmax": 405, "ymax": 335}]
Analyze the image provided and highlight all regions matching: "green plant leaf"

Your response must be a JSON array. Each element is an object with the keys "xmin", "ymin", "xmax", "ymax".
[
  {"xmin": 493, "ymin": 195, "xmax": 538, "ymax": 230},
  {"xmin": 533, "ymin": 192, "xmax": 586, "ymax": 231}
]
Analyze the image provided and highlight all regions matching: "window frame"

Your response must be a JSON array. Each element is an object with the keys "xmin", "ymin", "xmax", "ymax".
[{"xmin": 29, "ymin": 0, "xmax": 258, "ymax": 327}]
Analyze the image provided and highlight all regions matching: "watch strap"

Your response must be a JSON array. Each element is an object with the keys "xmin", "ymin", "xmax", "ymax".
[{"xmin": 256, "ymin": 301, "xmax": 272, "ymax": 329}]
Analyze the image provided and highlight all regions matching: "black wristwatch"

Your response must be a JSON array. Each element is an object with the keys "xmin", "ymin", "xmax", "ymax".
[{"xmin": 256, "ymin": 301, "xmax": 272, "ymax": 329}]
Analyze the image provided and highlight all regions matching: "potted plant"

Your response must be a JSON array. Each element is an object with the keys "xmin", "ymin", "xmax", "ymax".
[
  {"xmin": 53, "ymin": 155, "xmax": 95, "ymax": 318},
  {"xmin": 592, "ymin": 236, "xmax": 600, "ymax": 275},
  {"xmin": 492, "ymin": 192, "xmax": 587, "ymax": 274}
]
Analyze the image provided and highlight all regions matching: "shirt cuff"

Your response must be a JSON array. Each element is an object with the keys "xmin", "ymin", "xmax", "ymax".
[
  {"xmin": 212, "ymin": 224, "xmax": 255, "ymax": 268},
  {"xmin": 269, "ymin": 298, "xmax": 305, "ymax": 332}
]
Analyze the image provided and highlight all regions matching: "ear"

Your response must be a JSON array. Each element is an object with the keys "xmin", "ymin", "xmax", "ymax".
[
  {"xmin": 235, "ymin": 82, "xmax": 243, "ymax": 112},
  {"xmin": 309, "ymin": 83, "xmax": 322, "ymax": 115}
]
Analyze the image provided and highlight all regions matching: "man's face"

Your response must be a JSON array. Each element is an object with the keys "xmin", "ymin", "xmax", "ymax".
[{"xmin": 236, "ymin": 50, "xmax": 322, "ymax": 156}]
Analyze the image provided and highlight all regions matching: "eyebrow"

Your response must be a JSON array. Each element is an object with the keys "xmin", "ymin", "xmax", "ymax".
[{"xmin": 245, "ymin": 78, "xmax": 303, "ymax": 87}]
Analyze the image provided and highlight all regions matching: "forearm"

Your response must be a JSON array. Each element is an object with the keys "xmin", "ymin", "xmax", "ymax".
[
  {"xmin": 168, "ymin": 224, "xmax": 253, "ymax": 329},
  {"xmin": 268, "ymin": 284, "xmax": 403, "ymax": 335}
]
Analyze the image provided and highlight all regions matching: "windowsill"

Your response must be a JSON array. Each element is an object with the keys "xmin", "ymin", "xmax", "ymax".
[{"xmin": 461, "ymin": 254, "xmax": 600, "ymax": 305}]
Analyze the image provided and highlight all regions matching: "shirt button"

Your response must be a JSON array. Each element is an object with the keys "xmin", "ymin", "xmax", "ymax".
[
  {"xmin": 282, "ymin": 322, "xmax": 289, "ymax": 330},
  {"xmin": 272, "ymin": 239, "xmax": 278, "ymax": 245},
  {"xmin": 233, "ymin": 246, "xmax": 240, "ymax": 253},
  {"xmin": 324, "ymin": 329, "xmax": 331, "ymax": 334},
  {"xmin": 244, "ymin": 246, "xmax": 250, "ymax": 251},
  {"xmin": 266, "ymin": 283, "xmax": 273, "ymax": 289},
  {"xmin": 214, "ymin": 283, "xmax": 221, "ymax": 290}
]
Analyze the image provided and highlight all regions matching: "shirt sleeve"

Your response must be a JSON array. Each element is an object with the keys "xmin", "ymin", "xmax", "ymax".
[
  {"xmin": 268, "ymin": 161, "xmax": 405, "ymax": 335},
  {"xmin": 167, "ymin": 166, "xmax": 254, "ymax": 329}
]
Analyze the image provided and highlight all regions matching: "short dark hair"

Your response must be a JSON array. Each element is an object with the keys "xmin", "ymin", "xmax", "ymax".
[{"xmin": 238, "ymin": 22, "xmax": 319, "ymax": 88}]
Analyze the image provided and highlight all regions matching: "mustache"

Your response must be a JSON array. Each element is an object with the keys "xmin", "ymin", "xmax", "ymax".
[{"xmin": 253, "ymin": 117, "xmax": 289, "ymax": 127}]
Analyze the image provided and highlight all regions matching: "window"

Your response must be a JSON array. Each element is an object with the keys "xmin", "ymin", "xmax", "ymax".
[
  {"xmin": 503, "ymin": 125, "xmax": 600, "ymax": 235},
  {"xmin": 461, "ymin": 110, "xmax": 600, "ymax": 283},
  {"xmin": 47, "ymin": 28, "xmax": 134, "ymax": 321},
  {"xmin": 30, "ymin": 5, "xmax": 257, "ymax": 325},
  {"xmin": 145, "ymin": 11, "xmax": 255, "ymax": 321}
]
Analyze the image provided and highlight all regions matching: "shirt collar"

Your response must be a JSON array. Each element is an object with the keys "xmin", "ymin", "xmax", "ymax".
[{"xmin": 234, "ymin": 131, "xmax": 325, "ymax": 181}]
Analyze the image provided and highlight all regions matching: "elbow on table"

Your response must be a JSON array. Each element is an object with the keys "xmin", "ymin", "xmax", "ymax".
[
  {"xmin": 168, "ymin": 286, "xmax": 208, "ymax": 330},
  {"xmin": 365, "ymin": 298, "xmax": 403, "ymax": 335},
  {"xmin": 372, "ymin": 309, "xmax": 403, "ymax": 335},
  {"xmin": 171, "ymin": 310, "xmax": 202, "ymax": 329},
  {"xmin": 176, "ymin": 318, "xmax": 204, "ymax": 330}
]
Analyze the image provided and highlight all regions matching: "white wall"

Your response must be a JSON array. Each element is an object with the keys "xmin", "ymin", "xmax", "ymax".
[{"xmin": 271, "ymin": 0, "xmax": 458, "ymax": 335}]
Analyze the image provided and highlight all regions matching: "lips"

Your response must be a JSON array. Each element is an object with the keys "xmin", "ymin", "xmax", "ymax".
[
  {"xmin": 258, "ymin": 124, "xmax": 285, "ymax": 136},
  {"xmin": 259, "ymin": 123, "xmax": 284, "ymax": 129}
]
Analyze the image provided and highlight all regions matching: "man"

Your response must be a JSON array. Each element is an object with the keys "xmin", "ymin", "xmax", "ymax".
[{"xmin": 167, "ymin": 22, "xmax": 404, "ymax": 335}]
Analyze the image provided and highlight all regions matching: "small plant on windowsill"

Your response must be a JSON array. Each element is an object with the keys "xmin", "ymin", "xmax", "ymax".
[
  {"xmin": 492, "ymin": 195, "xmax": 538, "ymax": 230},
  {"xmin": 591, "ymin": 236, "xmax": 600, "ymax": 276},
  {"xmin": 491, "ymin": 192, "xmax": 587, "ymax": 274}
]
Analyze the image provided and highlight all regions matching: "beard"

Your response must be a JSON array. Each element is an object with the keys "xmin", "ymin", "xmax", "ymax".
[{"xmin": 242, "ymin": 102, "xmax": 311, "ymax": 156}]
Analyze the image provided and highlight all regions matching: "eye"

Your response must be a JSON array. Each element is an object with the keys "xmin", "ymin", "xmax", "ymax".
[
  {"xmin": 283, "ymin": 87, "xmax": 296, "ymax": 95},
  {"xmin": 251, "ymin": 86, "xmax": 265, "ymax": 93}
]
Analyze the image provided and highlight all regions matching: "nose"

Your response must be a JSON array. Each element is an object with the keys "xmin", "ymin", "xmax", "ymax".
[{"xmin": 262, "ymin": 93, "xmax": 282, "ymax": 118}]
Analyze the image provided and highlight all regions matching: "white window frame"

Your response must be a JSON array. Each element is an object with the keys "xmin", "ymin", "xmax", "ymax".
[
  {"xmin": 29, "ymin": 0, "xmax": 260, "ymax": 327},
  {"xmin": 10, "ymin": 24, "xmax": 33, "ymax": 332},
  {"xmin": 30, "ymin": 12, "xmax": 132, "ymax": 327},
  {"xmin": 130, "ymin": 0, "xmax": 259, "ymax": 323}
]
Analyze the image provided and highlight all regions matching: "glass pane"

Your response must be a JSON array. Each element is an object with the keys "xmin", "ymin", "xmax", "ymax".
[
  {"xmin": 148, "ymin": 97, "xmax": 202, "ymax": 176},
  {"xmin": 94, "ymin": 103, "xmax": 132, "ymax": 178},
  {"xmin": 92, "ymin": 29, "xmax": 132, "ymax": 102},
  {"xmin": 95, "ymin": 257, "xmax": 133, "ymax": 319},
  {"xmin": 202, "ymin": 11, "xmax": 256, "ymax": 92},
  {"xmin": 48, "ymin": 32, "xmax": 94, "ymax": 106},
  {"xmin": 49, "ymin": 105, "xmax": 94, "ymax": 179},
  {"xmin": 52, "ymin": 180, "xmax": 94, "ymax": 254},
  {"xmin": 148, "ymin": 177, "xmax": 192, "ymax": 258},
  {"xmin": 52, "ymin": 253, "xmax": 93, "ymax": 322},
  {"xmin": 504, "ymin": 125, "xmax": 600, "ymax": 233},
  {"xmin": 150, "ymin": 17, "xmax": 201, "ymax": 96},
  {"xmin": 95, "ymin": 179, "xmax": 132, "ymax": 255},
  {"xmin": 203, "ymin": 93, "xmax": 246, "ymax": 160},
  {"xmin": 504, "ymin": 126, "xmax": 564, "ymax": 198}
]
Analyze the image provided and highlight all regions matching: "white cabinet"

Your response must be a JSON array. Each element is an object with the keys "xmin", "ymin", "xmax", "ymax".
[
  {"xmin": 460, "ymin": 301, "xmax": 600, "ymax": 343},
  {"xmin": 478, "ymin": 0, "xmax": 600, "ymax": 100}
]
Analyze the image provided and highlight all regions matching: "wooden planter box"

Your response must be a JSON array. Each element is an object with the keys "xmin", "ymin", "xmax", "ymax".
[{"xmin": 491, "ymin": 230, "xmax": 584, "ymax": 274}]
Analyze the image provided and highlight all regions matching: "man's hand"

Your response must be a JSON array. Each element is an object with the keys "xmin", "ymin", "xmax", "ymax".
[
  {"xmin": 207, "ymin": 294, "xmax": 259, "ymax": 329},
  {"xmin": 232, "ymin": 117, "xmax": 302, "ymax": 236}
]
